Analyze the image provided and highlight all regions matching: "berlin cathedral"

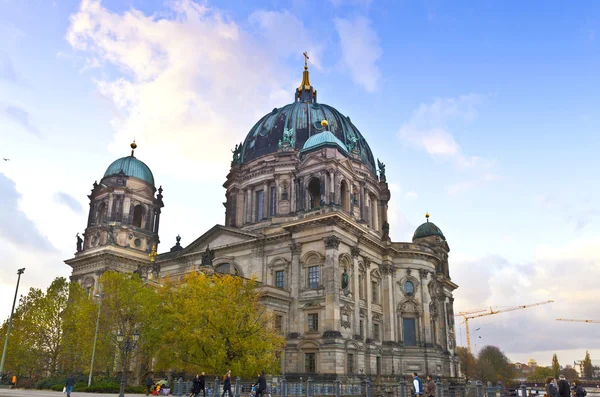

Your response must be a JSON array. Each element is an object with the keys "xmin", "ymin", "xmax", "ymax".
[{"xmin": 66, "ymin": 58, "xmax": 461, "ymax": 380}]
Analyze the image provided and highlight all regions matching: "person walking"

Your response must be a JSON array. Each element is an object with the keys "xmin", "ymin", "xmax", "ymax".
[
  {"xmin": 413, "ymin": 373, "xmax": 423, "ymax": 397},
  {"xmin": 425, "ymin": 375, "xmax": 436, "ymax": 397},
  {"xmin": 146, "ymin": 374, "xmax": 154, "ymax": 396},
  {"xmin": 222, "ymin": 373, "xmax": 233, "ymax": 397},
  {"xmin": 546, "ymin": 377, "xmax": 559, "ymax": 397},
  {"xmin": 573, "ymin": 381, "xmax": 587, "ymax": 397},
  {"xmin": 199, "ymin": 372, "xmax": 206, "ymax": 397},
  {"xmin": 192, "ymin": 374, "xmax": 200, "ymax": 397},
  {"xmin": 65, "ymin": 374, "xmax": 75, "ymax": 397},
  {"xmin": 558, "ymin": 375, "xmax": 570, "ymax": 397},
  {"xmin": 254, "ymin": 371, "xmax": 267, "ymax": 397}
]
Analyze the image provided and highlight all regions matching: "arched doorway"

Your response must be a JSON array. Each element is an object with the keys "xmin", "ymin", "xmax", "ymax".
[{"xmin": 308, "ymin": 178, "xmax": 321, "ymax": 209}]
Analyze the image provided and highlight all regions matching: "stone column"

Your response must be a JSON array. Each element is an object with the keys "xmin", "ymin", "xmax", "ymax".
[
  {"xmin": 381, "ymin": 263, "xmax": 395, "ymax": 342},
  {"xmin": 323, "ymin": 236, "xmax": 341, "ymax": 334},
  {"xmin": 246, "ymin": 188, "xmax": 252, "ymax": 224},
  {"xmin": 328, "ymin": 169, "xmax": 335, "ymax": 205},
  {"xmin": 290, "ymin": 242, "xmax": 302, "ymax": 329},
  {"xmin": 351, "ymin": 247, "xmax": 361, "ymax": 336},
  {"xmin": 262, "ymin": 181, "xmax": 269, "ymax": 220},
  {"xmin": 334, "ymin": 172, "xmax": 342, "ymax": 206},
  {"xmin": 364, "ymin": 257, "xmax": 372, "ymax": 340},
  {"xmin": 359, "ymin": 182, "xmax": 366, "ymax": 222},
  {"xmin": 274, "ymin": 175, "xmax": 280, "ymax": 216},
  {"xmin": 237, "ymin": 190, "xmax": 244, "ymax": 226},
  {"xmin": 319, "ymin": 173, "xmax": 326, "ymax": 207},
  {"xmin": 290, "ymin": 175, "xmax": 296, "ymax": 213},
  {"xmin": 419, "ymin": 269, "xmax": 430, "ymax": 375},
  {"xmin": 373, "ymin": 198, "xmax": 379, "ymax": 231}
]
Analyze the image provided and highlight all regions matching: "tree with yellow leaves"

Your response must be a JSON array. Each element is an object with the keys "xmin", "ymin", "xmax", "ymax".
[{"xmin": 156, "ymin": 272, "xmax": 285, "ymax": 377}]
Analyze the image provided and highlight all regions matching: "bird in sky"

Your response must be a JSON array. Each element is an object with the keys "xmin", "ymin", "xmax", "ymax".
[
  {"xmin": 475, "ymin": 328, "xmax": 481, "ymax": 331},
  {"xmin": 2, "ymin": 158, "xmax": 9, "ymax": 161}
]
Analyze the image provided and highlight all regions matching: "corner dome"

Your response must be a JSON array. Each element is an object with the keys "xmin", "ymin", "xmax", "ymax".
[
  {"xmin": 301, "ymin": 130, "xmax": 349, "ymax": 155},
  {"xmin": 103, "ymin": 156, "xmax": 155, "ymax": 186},
  {"xmin": 413, "ymin": 219, "xmax": 446, "ymax": 241}
]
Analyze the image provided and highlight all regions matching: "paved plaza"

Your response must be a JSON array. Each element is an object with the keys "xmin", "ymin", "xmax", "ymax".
[{"xmin": 0, "ymin": 390, "xmax": 142, "ymax": 397}]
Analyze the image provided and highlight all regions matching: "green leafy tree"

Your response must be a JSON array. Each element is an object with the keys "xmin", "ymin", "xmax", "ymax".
[
  {"xmin": 475, "ymin": 345, "xmax": 515, "ymax": 382},
  {"xmin": 457, "ymin": 346, "xmax": 476, "ymax": 380},
  {"xmin": 528, "ymin": 367, "xmax": 553, "ymax": 381},
  {"xmin": 560, "ymin": 367, "xmax": 578, "ymax": 380},
  {"xmin": 583, "ymin": 351, "xmax": 593, "ymax": 379},
  {"xmin": 97, "ymin": 271, "xmax": 162, "ymax": 382},
  {"xmin": 552, "ymin": 354, "xmax": 560, "ymax": 379},
  {"xmin": 157, "ymin": 272, "xmax": 285, "ymax": 377}
]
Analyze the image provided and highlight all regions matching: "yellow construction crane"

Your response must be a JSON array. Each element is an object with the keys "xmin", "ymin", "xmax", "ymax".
[
  {"xmin": 457, "ymin": 300, "xmax": 554, "ymax": 355},
  {"xmin": 556, "ymin": 318, "xmax": 600, "ymax": 323}
]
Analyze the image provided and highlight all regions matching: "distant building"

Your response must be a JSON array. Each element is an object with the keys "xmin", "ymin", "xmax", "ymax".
[
  {"xmin": 514, "ymin": 362, "xmax": 532, "ymax": 376},
  {"xmin": 528, "ymin": 359, "xmax": 538, "ymax": 370}
]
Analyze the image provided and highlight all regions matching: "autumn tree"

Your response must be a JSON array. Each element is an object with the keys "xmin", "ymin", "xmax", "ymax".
[
  {"xmin": 528, "ymin": 367, "xmax": 553, "ymax": 381},
  {"xmin": 457, "ymin": 346, "xmax": 476, "ymax": 380},
  {"xmin": 97, "ymin": 271, "xmax": 162, "ymax": 381},
  {"xmin": 552, "ymin": 354, "xmax": 560, "ymax": 379},
  {"xmin": 475, "ymin": 345, "xmax": 515, "ymax": 382},
  {"xmin": 157, "ymin": 272, "xmax": 285, "ymax": 377},
  {"xmin": 560, "ymin": 366, "xmax": 578, "ymax": 380},
  {"xmin": 583, "ymin": 351, "xmax": 593, "ymax": 379}
]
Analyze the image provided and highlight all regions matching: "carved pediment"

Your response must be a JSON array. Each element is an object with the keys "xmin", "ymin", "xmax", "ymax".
[
  {"xmin": 398, "ymin": 297, "xmax": 422, "ymax": 315},
  {"xmin": 301, "ymin": 301, "xmax": 324, "ymax": 310},
  {"xmin": 179, "ymin": 225, "xmax": 258, "ymax": 256}
]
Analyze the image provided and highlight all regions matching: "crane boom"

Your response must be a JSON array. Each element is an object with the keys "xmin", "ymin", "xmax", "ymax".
[
  {"xmin": 456, "ymin": 300, "xmax": 554, "ymax": 355},
  {"xmin": 556, "ymin": 318, "xmax": 600, "ymax": 323},
  {"xmin": 466, "ymin": 300, "xmax": 554, "ymax": 320}
]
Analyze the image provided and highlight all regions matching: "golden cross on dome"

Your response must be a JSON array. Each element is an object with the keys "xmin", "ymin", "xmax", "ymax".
[
  {"xmin": 148, "ymin": 245, "xmax": 157, "ymax": 263},
  {"xmin": 303, "ymin": 51, "xmax": 309, "ymax": 69}
]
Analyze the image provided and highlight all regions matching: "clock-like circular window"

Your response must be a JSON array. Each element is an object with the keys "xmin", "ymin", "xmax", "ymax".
[{"xmin": 404, "ymin": 280, "xmax": 415, "ymax": 296}]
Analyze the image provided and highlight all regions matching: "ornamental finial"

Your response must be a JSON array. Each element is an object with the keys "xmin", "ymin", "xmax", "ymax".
[
  {"xmin": 130, "ymin": 139, "xmax": 137, "ymax": 157},
  {"xmin": 298, "ymin": 51, "xmax": 312, "ymax": 90},
  {"xmin": 425, "ymin": 212, "xmax": 430, "ymax": 222},
  {"xmin": 148, "ymin": 245, "xmax": 157, "ymax": 263}
]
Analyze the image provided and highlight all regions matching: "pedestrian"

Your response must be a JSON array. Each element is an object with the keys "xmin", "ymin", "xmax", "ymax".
[
  {"xmin": 413, "ymin": 373, "xmax": 423, "ymax": 397},
  {"xmin": 558, "ymin": 375, "xmax": 570, "ymax": 397},
  {"xmin": 146, "ymin": 373, "xmax": 154, "ymax": 396},
  {"xmin": 222, "ymin": 373, "xmax": 233, "ymax": 397},
  {"xmin": 192, "ymin": 374, "xmax": 200, "ymax": 397},
  {"xmin": 199, "ymin": 372, "xmax": 206, "ymax": 397},
  {"xmin": 10, "ymin": 375, "xmax": 16, "ymax": 388},
  {"xmin": 425, "ymin": 375, "xmax": 436, "ymax": 397},
  {"xmin": 546, "ymin": 377, "xmax": 559, "ymax": 397},
  {"xmin": 573, "ymin": 381, "xmax": 587, "ymax": 397},
  {"xmin": 65, "ymin": 374, "xmax": 75, "ymax": 397},
  {"xmin": 254, "ymin": 371, "xmax": 267, "ymax": 397}
]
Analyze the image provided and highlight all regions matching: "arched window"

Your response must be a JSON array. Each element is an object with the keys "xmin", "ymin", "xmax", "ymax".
[
  {"xmin": 215, "ymin": 263, "xmax": 239, "ymax": 276},
  {"xmin": 96, "ymin": 202, "xmax": 106, "ymax": 225},
  {"xmin": 308, "ymin": 178, "xmax": 321, "ymax": 209},
  {"xmin": 340, "ymin": 180, "xmax": 350, "ymax": 212},
  {"xmin": 132, "ymin": 205, "xmax": 145, "ymax": 228},
  {"xmin": 404, "ymin": 280, "xmax": 415, "ymax": 296}
]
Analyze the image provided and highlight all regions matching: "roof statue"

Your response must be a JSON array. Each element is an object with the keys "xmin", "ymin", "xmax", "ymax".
[{"xmin": 377, "ymin": 158, "xmax": 386, "ymax": 182}]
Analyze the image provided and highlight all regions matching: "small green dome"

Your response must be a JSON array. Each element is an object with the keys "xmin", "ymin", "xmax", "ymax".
[
  {"xmin": 103, "ymin": 156, "xmax": 154, "ymax": 186},
  {"xmin": 301, "ymin": 131, "xmax": 349, "ymax": 155},
  {"xmin": 413, "ymin": 220, "xmax": 446, "ymax": 241}
]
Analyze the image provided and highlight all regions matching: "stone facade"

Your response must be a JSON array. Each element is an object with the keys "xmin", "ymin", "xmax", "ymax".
[{"xmin": 66, "ymin": 63, "xmax": 460, "ymax": 380}]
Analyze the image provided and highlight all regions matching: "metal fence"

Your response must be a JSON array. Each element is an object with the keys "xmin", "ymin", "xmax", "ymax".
[{"xmin": 169, "ymin": 378, "xmax": 600, "ymax": 397}]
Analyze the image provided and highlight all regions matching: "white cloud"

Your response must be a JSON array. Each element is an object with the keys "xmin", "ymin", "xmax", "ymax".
[
  {"xmin": 452, "ymin": 236, "xmax": 600, "ymax": 364},
  {"xmin": 334, "ymin": 16, "xmax": 382, "ymax": 92},
  {"xmin": 398, "ymin": 94, "xmax": 485, "ymax": 166},
  {"xmin": 66, "ymin": 0, "xmax": 318, "ymax": 176}
]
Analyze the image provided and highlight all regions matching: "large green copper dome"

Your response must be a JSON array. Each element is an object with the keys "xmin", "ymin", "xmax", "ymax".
[
  {"xmin": 238, "ymin": 65, "xmax": 376, "ymax": 173},
  {"xmin": 413, "ymin": 219, "xmax": 446, "ymax": 241},
  {"xmin": 103, "ymin": 156, "xmax": 155, "ymax": 186}
]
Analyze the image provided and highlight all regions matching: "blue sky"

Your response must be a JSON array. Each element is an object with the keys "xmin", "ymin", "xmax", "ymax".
[{"xmin": 1, "ymin": 0, "xmax": 599, "ymax": 366}]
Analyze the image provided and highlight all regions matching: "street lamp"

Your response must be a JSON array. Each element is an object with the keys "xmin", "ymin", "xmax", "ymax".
[
  {"xmin": 117, "ymin": 329, "xmax": 140, "ymax": 397},
  {"xmin": 0, "ymin": 268, "xmax": 25, "ymax": 380},
  {"xmin": 88, "ymin": 293, "xmax": 104, "ymax": 387}
]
